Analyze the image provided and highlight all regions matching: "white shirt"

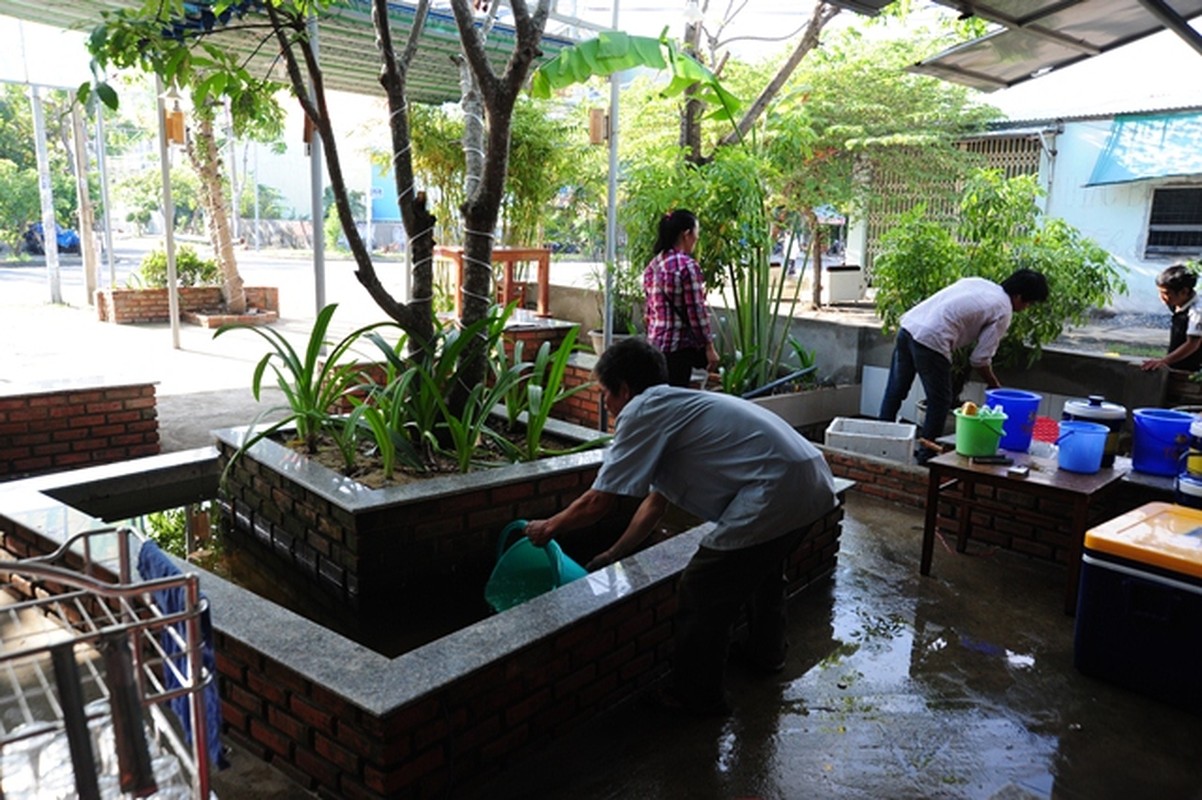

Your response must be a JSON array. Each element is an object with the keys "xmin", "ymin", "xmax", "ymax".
[
  {"xmin": 901, "ymin": 277, "xmax": 1013, "ymax": 367},
  {"xmin": 592, "ymin": 386, "xmax": 837, "ymax": 550}
]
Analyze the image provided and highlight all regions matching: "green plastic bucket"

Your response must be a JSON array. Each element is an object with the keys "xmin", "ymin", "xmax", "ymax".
[
  {"xmin": 484, "ymin": 520, "xmax": 588, "ymax": 613},
  {"xmin": 953, "ymin": 409, "xmax": 1007, "ymax": 457}
]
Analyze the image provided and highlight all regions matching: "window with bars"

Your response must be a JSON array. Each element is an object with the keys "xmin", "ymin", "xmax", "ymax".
[{"xmin": 1146, "ymin": 187, "xmax": 1202, "ymax": 257}]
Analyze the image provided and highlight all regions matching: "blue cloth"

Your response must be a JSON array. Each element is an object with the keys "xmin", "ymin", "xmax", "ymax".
[{"xmin": 136, "ymin": 540, "xmax": 227, "ymax": 771}]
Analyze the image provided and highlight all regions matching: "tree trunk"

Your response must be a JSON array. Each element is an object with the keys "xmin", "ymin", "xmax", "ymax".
[
  {"xmin": 716, "ymin": 3, "xmax": 840, "ymax": 150},
  {"xmin": 805, "ymin": 207, "xmax": 823, "ymax": 309},
  {"xmin": 188, "ymin": 108, "xmax": 245, "ymax": 313}
]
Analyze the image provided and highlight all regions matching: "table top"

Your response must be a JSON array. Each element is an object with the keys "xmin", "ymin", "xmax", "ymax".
[{"xmin": 928, "ymin": 451, "xmax": 1131, "ymax": 495}]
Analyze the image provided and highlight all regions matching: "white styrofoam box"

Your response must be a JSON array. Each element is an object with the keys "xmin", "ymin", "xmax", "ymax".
[{"xmin": 825, "ymin": 417, "xmax": 917, "ymax": 464}]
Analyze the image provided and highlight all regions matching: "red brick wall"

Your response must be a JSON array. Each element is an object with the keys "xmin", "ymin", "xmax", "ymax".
[
  {"xmin": 96, "ymin": 287, "xmax": 279, "ymax": 324},
  {"xmin": 0, "ymin": 384, "xmax": 159, "ymax": 479},
  {"xmin": 214, "ymin": 506, "xmax": 844, "ymax": 799}
]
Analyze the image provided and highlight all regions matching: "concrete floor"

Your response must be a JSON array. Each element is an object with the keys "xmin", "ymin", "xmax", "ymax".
[
  {"xmin": 482, "ymin": 492, "xmax": 1202, "ymax": 800},
  {"xmin": 4, "ymin": 246, "xmax": 1200, "ymax": 798}
]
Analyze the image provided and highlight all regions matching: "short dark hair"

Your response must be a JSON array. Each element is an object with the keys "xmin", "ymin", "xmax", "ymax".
[
  {"xmin": 1156, "ymin": 264, "xmax": 1197, "ymax": 293},
  {"xmin": 653, "ymin": 209, "xmax": 698, "ymax": 255},
  {"xmin": 1001, "ymin": 269, "xmax": 1049, "ymax": 303},
  {"xmin": 594, "ymin": 337, "xmax": 668, "ymax": 397}
]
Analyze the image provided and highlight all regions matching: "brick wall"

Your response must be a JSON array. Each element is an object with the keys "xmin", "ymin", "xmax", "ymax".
[
  {"xmin": 0, "ymin": 384, "xmax": 159, "ymax": 480},
  {"xmin": 217, "ymin": 437, "xmax": 609, "ymax": 609},
  {"xmin": 822, "ymin": 447, "xmax": 929, "ymax": 509},
  {"xmin": 96, "ymin": 286, "xmax": 279, "ymax": 324},
  {"xmin": 214, "ymin": 505, "xmax": 844, "ymax": 799}
]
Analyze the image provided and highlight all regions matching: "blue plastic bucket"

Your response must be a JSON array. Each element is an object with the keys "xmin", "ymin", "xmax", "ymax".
[
  {"xmin": 984, "ymin": 388, "xmax": 1041, "ymax": 453},
  {"xmin": 1131, "ymin": 408, "xmax": 1194, "ymax": 477},
  {"xmin": 484, "ymin": 520, "xmax": 589, "ymax": 613},
  {"xmin": 1056, "ymin": 420, "xmax": 1108, "ymax": 474}
]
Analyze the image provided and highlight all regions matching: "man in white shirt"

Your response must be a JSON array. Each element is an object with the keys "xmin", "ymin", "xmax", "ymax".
[
  {"xmin": 878, "ymin": 269, "xmax": 1048, "ymax": 463},
  {"xmin": 525, "ymin": 338, "xmax": 836, "ymax": 715}
]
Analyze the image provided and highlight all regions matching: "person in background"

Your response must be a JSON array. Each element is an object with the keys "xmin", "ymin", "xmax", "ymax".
[
  {"xmin": 524, "ymin": 338, "xmax": 837, "ymax": 715},
  {"xmin": 1141, "ymin": 264, "xmax": 1202, "ymax": 373},
  {"xmin": 643, "ymin": 209, "xmax": 720, "ymax": 387},
  {"xmin": 879, "ymin": 269, "xmax": 1049, "ymax": 463}
]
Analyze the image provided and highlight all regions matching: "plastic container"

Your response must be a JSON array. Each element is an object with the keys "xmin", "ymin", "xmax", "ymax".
[
  {"xmin": 1075, "ymin": 502, "xmax": 1202, "ymax": 713},
  {"xmin": 1061, "ymin": 395, "xmax": 1127, "ymax": 468},
  {"xmin": 824, "ymin": 417, "xmax": 916, "ymax": 464},
  {"xmin": 1131, "ymin": 408, "xmax": 1194, "ymax": 476},
  {"xmin": 984, "ymin": 389, "xmax": 1041, "ymax": 453},
  {"xmin": 1185, "ymin": 419, "xmax": 1202, "ymax": 478},
  {"xmin": 1056, "ymin": 420, "xmax": 1108, "ymax": 473},
  {"xmin": 484, "ymin": 520, "xmax": 588, "ymax": 613},
  {"xmin": 1176, "ymin": 472, "xmax": 1202, "ymax": 509},
  {"xmin": 953, "ymin": 409, "xmax": 1006, "ymax": 457}
]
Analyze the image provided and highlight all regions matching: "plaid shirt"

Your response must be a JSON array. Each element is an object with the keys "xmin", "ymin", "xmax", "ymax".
[{"xmin": 643, "ymin": 248, "xmax": 712, "ymax": 353}]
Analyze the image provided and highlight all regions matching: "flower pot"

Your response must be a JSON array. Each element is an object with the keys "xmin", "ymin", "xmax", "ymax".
[{"xmin": 588, "ymin": 329, "xmax": 635, "ymax": 355}]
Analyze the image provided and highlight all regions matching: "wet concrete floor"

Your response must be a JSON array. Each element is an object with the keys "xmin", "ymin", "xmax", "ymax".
[{"xmin": 482, "ymin": 492, "xmax": 1202, "ymax": 800}]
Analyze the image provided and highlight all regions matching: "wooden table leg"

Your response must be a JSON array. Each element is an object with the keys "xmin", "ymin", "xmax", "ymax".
[
  {"xmin": 921, "ymin": 466, "xmax": 942, "ymax": 576},
  {"xmin": 1064, "ymin": 498, "xmax": 1089, "ymax": 615},
  {"xmin": 954, "ymin": 476, "xmax": 974, "ymax": 553}
]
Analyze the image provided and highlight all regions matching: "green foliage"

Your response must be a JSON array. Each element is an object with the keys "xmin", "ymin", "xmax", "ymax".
[
  {"xmin": 136, "ymin": 245, "xmax": 219, "ymax": 287},
  {"xmin": 873, "ymin": 169, "xmax": 1127, "ymax": 371},
  {"xmin": 503, "ymin": 99, "xmax": 583, "ymax": 247},
  {"xmin": 214, "ymin": 304, "xmax": 397, "ymax": 459},
  {"xmin": 530, "ymin": 31, "xmax": 742, "ymax": 124},
  {"xmin": 588, "ymin": 261, "xmax": 643, "ymax": 334},
  {"xmin": 141, "ymin": 502, "xmax": 212, "ymax": 559},
  {"xmin": 408, "ymin": 104, "xmax": 466, "ymax": 247},
  {"xmin": 115, "ymin": 168, "xmax": 202, "ymax": 233},
  {"xmin": 0, "ymin": 160, "xmax": 41, "ymax": 252},
  {"xmin": 237, "ymin": 182, "xmax": 288, "ymax": 220}
]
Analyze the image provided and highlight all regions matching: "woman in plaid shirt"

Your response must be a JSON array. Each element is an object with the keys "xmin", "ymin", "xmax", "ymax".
[{"xmin": 643, "ymin": 209, "xmax": 720, "ymax": 386}]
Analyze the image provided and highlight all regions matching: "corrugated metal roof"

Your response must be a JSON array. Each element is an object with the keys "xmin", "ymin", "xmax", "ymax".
[
  {"xmin": 0, "ymin": 0, "xmax": 576, "ymax": 103},
  {"xmin": 909, "ymin": 0, "xmax": 1202, "ymax": 92}
]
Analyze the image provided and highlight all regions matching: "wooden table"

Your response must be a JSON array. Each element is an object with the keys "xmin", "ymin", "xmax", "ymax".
[
  {"xmin": 920, "ymin": 451, "xmax": 1131, "ymax": 614},
  {"xmin": 434, "ymin": 245, "xmax": 552, "ymax": 318}
]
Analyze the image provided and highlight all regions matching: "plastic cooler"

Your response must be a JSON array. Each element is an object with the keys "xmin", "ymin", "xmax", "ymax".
[{"xmin": 1075, "ymin": 502, "xmax": 1202, "ymax": 712}]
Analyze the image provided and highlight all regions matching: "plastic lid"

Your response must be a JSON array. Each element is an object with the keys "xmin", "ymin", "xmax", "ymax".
[
  {"xmin": 1178, "ymin": 474, "xmax": 1202, "ymax": 497},
  {"xmin": 1063, "ymin": 397, "xmax": 1126, "ymax": 419},
  {"xmin": 1191, "ymin": 419, "xmax": 1202, "ymax": 438},
  {"xmin": 1085, "ymin": 502, "xmax": 1202, "ymax": 579}
]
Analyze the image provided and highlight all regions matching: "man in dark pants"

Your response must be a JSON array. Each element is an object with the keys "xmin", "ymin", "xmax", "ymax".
[
  {"xmin": 525, "ymin": 338, "xmax": 837, "ymax": 714},
  {"xmin": 879, "ymin": 269, "xmax": 1049, "ymax": 463}
]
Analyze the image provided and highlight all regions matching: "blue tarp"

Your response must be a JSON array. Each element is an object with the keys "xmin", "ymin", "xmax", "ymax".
[{"xmin": 1087, "ymin": 112, "xmax": 1202, "ymax": 187}]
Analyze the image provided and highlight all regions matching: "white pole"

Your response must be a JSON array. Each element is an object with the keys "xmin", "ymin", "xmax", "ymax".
[
  {"xmin": 156, "ymin": 76, "xmax": 181, "ymax": 349},
  {"xmin": 253, "ymin": 142, "xmax": 261, "ymax": 251},
  {"xmin": 603, "ymin": 0, "xmax": 620, "ymax": 351},
  {"xmin": 96, "ymin": 108, "xmax": 117, "ymax": 289},
  {"xmin": 30, "ymin": 85, "xmax": 62, "ymax": 304},
  {"xmin": 309, "ymin": 14, "xmax": 326, "ymax": 315}
]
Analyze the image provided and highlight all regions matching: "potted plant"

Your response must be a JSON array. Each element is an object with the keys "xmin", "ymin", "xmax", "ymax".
[{"xmin": 587, "ymin": 261, "xmax": 644, "ymax": 355}]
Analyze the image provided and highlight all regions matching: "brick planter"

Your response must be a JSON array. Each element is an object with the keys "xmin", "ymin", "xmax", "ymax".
[
  {"xmin": 214, "ymin": 417, "xmax": 617, "ymax": 611},
  {"xmin": 95, "ymin": 286, "xmax": 279, "ymax": 325}
]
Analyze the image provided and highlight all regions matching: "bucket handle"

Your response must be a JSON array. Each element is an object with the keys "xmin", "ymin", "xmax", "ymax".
[
  {"xmin": 496, "ymin": 519, "xmax": 561, "ymax": 586},
  {"xmin": 980, "ymin": 419, "xmax": 1005, "ymax": 438}
]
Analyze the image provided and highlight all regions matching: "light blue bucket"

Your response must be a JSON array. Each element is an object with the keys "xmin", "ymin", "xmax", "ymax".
[
  {"xmin": 1056, "ymin": 420, "xmax": 1108, "ymax": 474},
  {"xmin": 484, "ymin": 520, "xmax": 588, "ymax": 612}
]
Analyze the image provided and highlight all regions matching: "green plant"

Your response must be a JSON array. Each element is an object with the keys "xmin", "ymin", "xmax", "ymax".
[
  {"xmin": 214, "ymin": 303, "xmax": 396, "ymax": 457},
  {"xmin": 135, "ymin": 245, "xmax": 219, "ymax": 288},
  {"xmin": 873, "ymin": 169, "xmax": 1127, "ymax": 381},
  {"xmin": 588, "ymin": 261, "xmax": 643, "ymax": 334},
  {"xmin": 510, "ymin": 327, "xmax": 606, "ymax": 461}
]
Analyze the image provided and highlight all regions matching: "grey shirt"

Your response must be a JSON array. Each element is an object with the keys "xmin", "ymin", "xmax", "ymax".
[{"xmin": 593, "ymin": 386, "xmax": 837, "ymax": 550}]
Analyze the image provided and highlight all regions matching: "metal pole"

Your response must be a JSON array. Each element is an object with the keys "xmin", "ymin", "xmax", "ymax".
[
  {"xmin": 30, "ymin": 85, "xmax": 62, "ymax": 304},
  {"xmin": 309, "ymin": 14, "xmax": 326, "ymax": 315},
  {"xmin": 253, "ymin": 142, "xmax": 261, "ymax": 251},
  {"xmin": 71, "ymin": 102, "xmax": 99, "ymax": 305},
  {"xmin": 96, "ymin": 108, "xmax": 117, "ymax": 289},
  {"xmin": 156, "ymin": 76, "xmax": 181, "ymax": 349},
  {"xmin": 600, "ymin": 0, "xmax": 620, "ymax": 431}
]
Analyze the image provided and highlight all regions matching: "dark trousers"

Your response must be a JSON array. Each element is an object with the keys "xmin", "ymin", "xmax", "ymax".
[
  {"xmin": 671, "ymin": 525, "xmax": 807, "ymax": 706},
  {"xmin": 665, "ymin": 348, "xmax": 705, "ymax": 388},
  {"xmin": 879, "ymin": 327, "xmax": 953, "ymax": 446}
]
